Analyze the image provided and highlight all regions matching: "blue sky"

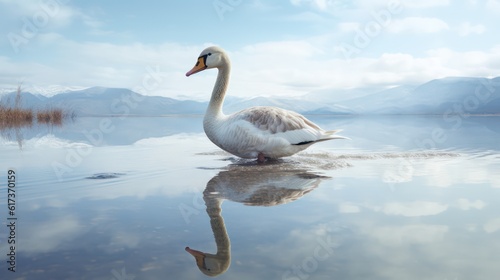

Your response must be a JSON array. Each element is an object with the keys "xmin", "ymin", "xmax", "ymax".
[{"xmin": 1, "ymin": 0, "xmax": 499, "ymax": 99}]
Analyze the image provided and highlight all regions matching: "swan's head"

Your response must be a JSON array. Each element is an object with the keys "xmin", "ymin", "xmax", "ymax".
[
  {"xmin": 185, "ymin": 247, "xmax": 230, "ymax": 277},
  {"xmin": 186, "ymin": 46, "xmax": 228, "ymax": 77}
]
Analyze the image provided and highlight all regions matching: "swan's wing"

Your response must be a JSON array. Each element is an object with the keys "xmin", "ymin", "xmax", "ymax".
[
  {"xmin": 240, "ymin": 107, "xmax": 319, "ymax": 133},
  {"xmin": 234, "ymin": 106, "xmax": 344, "ymax": 145}
]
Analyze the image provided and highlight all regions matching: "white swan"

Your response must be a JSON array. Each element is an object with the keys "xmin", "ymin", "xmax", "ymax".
[{"xmin": 186, "ymin": 46, "xmax": 347, "ymax": 162}]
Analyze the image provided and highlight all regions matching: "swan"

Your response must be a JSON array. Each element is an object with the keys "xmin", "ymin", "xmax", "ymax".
[
  {"xmin": 185, "ymin": 167, "xmax": 327, "ymax": 276},
  {"xmin": 186, "ymin": 46, "xmax": 347, "ymax": 162}
]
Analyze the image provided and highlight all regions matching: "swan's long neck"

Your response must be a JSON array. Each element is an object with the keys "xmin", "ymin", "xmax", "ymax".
[
  {"xmin": 203, "ymin": 187, "xmax": 231, "ymax": 262},
  {"xmin": 204, "ymin": 194, "xmax": 231, "ymax": 258},
  {"xmin": 206, "ymin": 62, "xmax": 231, "ymax": 119}
]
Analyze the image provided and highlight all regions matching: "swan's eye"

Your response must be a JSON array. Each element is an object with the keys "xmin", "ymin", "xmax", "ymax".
[{"xmin": 208, "ymin": 53, "xmax": 212, "ymax": 56}]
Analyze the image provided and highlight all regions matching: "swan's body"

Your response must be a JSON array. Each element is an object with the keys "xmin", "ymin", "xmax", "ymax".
[{"xmin": 186, "ymin": 46, "xmax": 346, "ymax": 162}]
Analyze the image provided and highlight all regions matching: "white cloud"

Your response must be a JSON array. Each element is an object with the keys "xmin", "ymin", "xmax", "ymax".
[
  {"xmin": 241, "ymin": 40, "xmax": 323, "ymax": 57},
  {"xmin": 290, "ymin": 0, "xmax": 328, "ymax": 9},
  {"xmin": 456, "ymin": 199, "xmax": 486, "ymax": 210},
  {"xmin": 291, "ymin": 0, "xmax": 450, "ymax": 12},
  {"xmin": 0, "ymin": 37, "xmax": 206, "ymax": 98},
  {"xmin": 484, "ymin": 218, "xmax": 500, "ymax": 233},
  {"xmin": 486, "ymin": 0, "xmax": 500, "ymax": 13},
  {"xmin": 2, "ymin": 35, "xmax": 500, "ymax": 100},
  {"xmin": 387, "ymin": 17, "xmax": 449, "ymax": 34},
  {"xmin": 352, "ymin": 0, "xmax": 449, "ymax": 10},
  {"xmin": 400, "ymin": 0, "xmax": 450, "ymax": 9},
  {"xmin": 382, "ymin": 159, "xmax": 414, "ymax": 183},
  {"xmin": 339, "ymin": 202, "xmax": 361, "ymax": 213},
  {"xmin": 378, "ymin": 201, "xmax": 448, "ymax": 217},
  {"xmin": 0, "ymin": 0, "xmax": 85, "ymax": 29},
  {"xmin": 15, "ymin": 215, "xmax": 84, "ymax": 254},
  {"xmin": 286, "ymin": 11, "xmax": 328, "ymax": 22},
  {"xmin": 338, "ymin": 22, "xmax": 361, "ymax": 33},
  {"xmin": 370, "ymin": 224, "xmax": 448, "ymax": 246},
  {"xmin": 459, "ymin": 22, "xmax": 486, "ymax": 36},
  {"xmin": 419, "ymin": 153, "xmax": 500, "ymax": 188},
  {"xmin": 289, "ymin": 0, "xmax": 350, "ymax": 14}
]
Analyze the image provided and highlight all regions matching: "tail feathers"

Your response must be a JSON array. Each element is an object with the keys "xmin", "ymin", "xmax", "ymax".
[{"xmin": 320, "ymin": 129, "xmax": 350, "ymax": 141}]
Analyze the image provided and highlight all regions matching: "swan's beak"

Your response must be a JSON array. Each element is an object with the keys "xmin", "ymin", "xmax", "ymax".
[
  {"xmin": 185, "ymin": 247, "xmax": 206, "ymax": 268},
  {"xmin": 186, "ymin": 56, "xmax": 208, "ymax": 77}
]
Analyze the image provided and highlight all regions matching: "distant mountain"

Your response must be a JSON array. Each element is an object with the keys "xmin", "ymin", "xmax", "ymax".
[
  {"xmin": 1, "ymin": 77, "xmax": 499, "ymax": 115},
  {"xmin": 0, "ymin": 85, "xmax": 87, "ymax": 97},
  {"xmin": 1, "ymin": 86, "xmax": 207, "ymax": 116},
  {"xmin": 224, "ymin": 96, "xmax": 353, "ymax": 114},
  {"xmin": 400, "ymin": 77, "xmax": 500, "ymax": 114},
  {"xmin": 323, "ymin": 76, "xmax": 500, "ymax": 114},
  {"xmin": 305, "ymin": 86, "xmax": 383, "ymax": 103}
]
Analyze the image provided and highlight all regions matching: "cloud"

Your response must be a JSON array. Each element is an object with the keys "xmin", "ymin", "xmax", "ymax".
[
  {"xmin": 2, "ymin": 34, "xmax": 500, "ymax": 100},
  {"xmin": 419, "ymin": 153, "xmax": 500, "ymax": 188},
  {"xmin": 400, "ymin": 0, "xmax": 450, "ymax": 9},
  {"xmin": 289, "ymin": 0, "xmax": 352, "ymax": 14},
  {"xmin": 458, "ymin": 22, "xmax": 486, "ymax": 36},
  {"xmin": 338, "ymin": 22, "xmax": 361, "ymax": 33},
  {"xmin": 387, "ymin": 17, "xmax": 449, "ymax": 34},
  {"xmin": 486, "ymin": 0, "xmax": 500, "ymax": 13},
  {"xmin": 483, "ymin": 218, "xmax": 500, "ymax": 233},
  {"xmin": 290, "ymin": 0, "xmax": 330, "ymax": 10},
  {"xmin": 339, "ymin": 202, "xmax": 361, "ymax": 213},
  {"xmin": 0, "ymin": 37, "xmax": 206, "ymax": 97},
  {"xmin": 286, "ymin": 11, "xmax": 329, "ymax": 23},
  {"xmin": 370, "ymin": 224, "xmax": 448, "ymax": 246},
  {"xmin": 0, "ymin": 0, "xmax": 86, "ymax": 30},
  {"xmin": 456, "ymin": 199, "xmax": 486, "ymax": 210},
  {"xmin": 14, "ymin": 214, "xmax": 84, "ymax": 254},
  {"xmin": 241, "ymin": 40, "xmax": 323, "ymax": 57},
  {"xmin": 345, "ymin": 0, "xmax": 450, "ymax": 10},
  {"xmin": 291, "ymin": 0, "xmax": 451, "ymax": 12},
  {"xmin": 377, "ymin": 201, "xmax": 448, "ymax": 217}
]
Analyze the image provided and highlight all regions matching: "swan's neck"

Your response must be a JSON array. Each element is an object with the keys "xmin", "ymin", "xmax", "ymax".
[
  {"xmin": 204, "ymin": 196, "xmax": 231, "ymax": 257},
  {"xmin": 206, "ymin": 63, "xmax": 230, "ymax": 119}
]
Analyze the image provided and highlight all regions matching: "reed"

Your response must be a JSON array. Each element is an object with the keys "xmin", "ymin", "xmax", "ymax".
[
  {"xmin": 36, "ymin": 108, "xmax": 64, "ymax": 125},
  {"xmin": 0, "ymin": 85, "xmax": 68, "ymax": 129},
  {"xmin": 0, "ymin": 106, "xmax": 34, "ymax": 128}
]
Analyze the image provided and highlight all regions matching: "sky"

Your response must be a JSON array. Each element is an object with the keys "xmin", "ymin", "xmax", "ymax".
[{"xmin": 0, "ymin": 0, "xmax": 499, "ymax": 100}]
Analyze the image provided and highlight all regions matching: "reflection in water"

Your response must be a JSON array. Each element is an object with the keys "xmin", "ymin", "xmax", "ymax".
[
  {"xmin": 0, "ymin": 122, "xmax": 64, "ymax": 149},
  {"xmin": 0, "ymin": 126, "xmax": 27, "ymax": 149},
  {"xmin": 186, "ymin": 165, "xmax": 329, "ymax": 276}
]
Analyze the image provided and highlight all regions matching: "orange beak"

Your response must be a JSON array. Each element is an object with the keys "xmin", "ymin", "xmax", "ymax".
[
  {"xmin": 186, "ymin": 56, "xmax": 208, "ymax": 77},
  {"xmin": 185, "ymin": 247, "xmax": 206, "ymax": 268},
  {"xmin": 185, "ymin": 247, "xmax": 205, "ymax": 257}
]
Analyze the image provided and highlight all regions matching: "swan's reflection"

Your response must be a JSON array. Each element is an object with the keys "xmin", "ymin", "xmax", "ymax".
[{"xmin": 186, "ymin": 164, "xmax": 329, "ymax": 276}]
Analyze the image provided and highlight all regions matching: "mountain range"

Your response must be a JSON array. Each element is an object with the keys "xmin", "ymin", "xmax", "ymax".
[{"xmin": 1, "ymin": 76, "xmax": 499, "ymax": 116}]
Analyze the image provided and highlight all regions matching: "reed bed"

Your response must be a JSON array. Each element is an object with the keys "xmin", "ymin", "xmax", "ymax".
[{"xmin": 0, "ymin": 86, "xmax": 67, "ymax": 129}]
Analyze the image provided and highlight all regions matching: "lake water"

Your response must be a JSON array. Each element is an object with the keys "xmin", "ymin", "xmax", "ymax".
[{"xmin": 1, "ymin": 115, "xmax": 499, "ymax": 280}]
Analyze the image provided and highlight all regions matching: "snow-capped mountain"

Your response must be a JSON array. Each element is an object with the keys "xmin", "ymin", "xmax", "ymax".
[
  {"xmin": 310, "ymin": 76, "xmax": 500, "ymax": 114},
  {"xmin": 0, "ymin": 85, "xmax": 89, "ymax": 97},
  {"xmin": 24, "ymin": 85, "xmax": 90, "ymax": 97},
  {"xmin": 1, "ymin": 77, "xmax": 499, "ymax": 115}
]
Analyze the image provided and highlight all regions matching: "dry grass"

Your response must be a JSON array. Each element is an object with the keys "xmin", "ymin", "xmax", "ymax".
[
  {"xmin": 36, "ymin": 108, "xmax": 63, "ymax": 125},
  {"xmin": 0, "ymin": 85, "xmax": 68, "ymax": 129},
  {"xmin": 0, "ymin": 106, "xmax": 34, "ymax": 128}
]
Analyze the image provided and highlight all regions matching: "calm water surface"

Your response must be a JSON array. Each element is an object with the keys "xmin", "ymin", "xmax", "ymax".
[{"xmin": 1, "ymin": 116, "xmax": 499, "ymax": 280}]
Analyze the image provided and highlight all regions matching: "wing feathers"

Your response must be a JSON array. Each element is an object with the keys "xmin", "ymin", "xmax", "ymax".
[
  {"xmin": 232, "ymin": 106, "xmax": 346, "ymax": 145},
  {"xmin": 239, "ymin": 107, "xmax": 320, "ymax": 134}
]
